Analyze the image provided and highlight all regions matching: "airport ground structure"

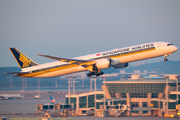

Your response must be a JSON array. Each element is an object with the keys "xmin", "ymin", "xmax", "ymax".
[{"xmin": 65, "ymin": 74, "xmax": 180, "ymax": 117}]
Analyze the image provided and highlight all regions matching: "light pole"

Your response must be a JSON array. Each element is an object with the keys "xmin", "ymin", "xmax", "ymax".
[
  {"xmin": 165, "ymin": 76, "xmax": 169, "ymax": 114},
  {"xmin": 80, "ymin": 74, "xmax": 85, "ymax": 87},
  {"xmin": 38, "ymin": 78, "xmax": 40, "ymax": 97},
  {"xmin": 55, "ymin": 77, "xmax": 58, "ymax": 88},
  {"xmin": 102, "ymin": 77, "xmax": 107, "ymax": 110},
  {"xmin": 72, "ymin": 77, "xmax": 76, "ymax": 94},
  {"xmin": 10, "ymin": 75, "xmax": 12, "ymax": 88},
  {"xmin": 22, "ymin": 77, "xmax": 24, "ymax": 100},
  {"xmin": 91, "ymin": 76, "xmax": 97, "ymax": 116},
  {"xmin": 68, "ymin": 77, "xmax": 71, "ymax": 104},
  {"xmin": 176, "ymin": 76, "xmax": 179, "ymax": 106},
  {"xmin": 90, "ymin": 77, "xmax": 92, "ymax": 92}
]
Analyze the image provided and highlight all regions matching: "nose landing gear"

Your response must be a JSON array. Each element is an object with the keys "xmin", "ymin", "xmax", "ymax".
[
  {"xmin": 164, "ymin": 58, "xmax": 168, "ymax": 62},
  {"xmin": 164, "ymin": 54, "xmax": 169, "ymax": 62}
]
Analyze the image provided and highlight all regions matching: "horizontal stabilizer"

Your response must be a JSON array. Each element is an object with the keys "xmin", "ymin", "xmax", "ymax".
[
  {"xmin": 36, "ymin": 54, "xmax": 91, "ymax": 63},
  {"xmin": 4, "ymin": 72, "xmax": 29, "ymax": 75}
]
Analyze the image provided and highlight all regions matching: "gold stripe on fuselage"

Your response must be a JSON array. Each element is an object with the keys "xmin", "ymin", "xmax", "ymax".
[
  {"xmin": 18, "ymin": 47, "xmax": 156, "ymax": 77},
  {"xmin": 18, "ymin": 64, "xmax": 78, "ymax": 77}
]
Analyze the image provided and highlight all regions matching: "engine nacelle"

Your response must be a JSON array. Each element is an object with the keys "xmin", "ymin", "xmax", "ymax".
[
  {"xmin": 95, "ymin": 58, "xmax": 111, "ymax": 69},
  {"xmin": 113, "ymin": 63, "xmax": 128, "ymax": 69},
  {"xmin": 111, "ymin": 58, "xmax": 128, "ymax": 69}
]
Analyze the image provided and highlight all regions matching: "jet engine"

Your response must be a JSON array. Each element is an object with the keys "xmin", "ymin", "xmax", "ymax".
[
  {"xmin": 111, "ymin": 59, "xmax": 128, "ymax": 69},
  {"xmin": 95, "ymin": 58, "xmax": 111, "ymax": 69}
]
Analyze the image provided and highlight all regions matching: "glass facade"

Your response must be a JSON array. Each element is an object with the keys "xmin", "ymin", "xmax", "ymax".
[
  {"xmin": 88, "ymin": 95, "xmax": 94, "ymax": 108},
  {"xmin": 160, "ymin": 101, "xmax": 163, "ymax": 109},
  {"xmin": 66, "ymin": 98, "xmax": 69, "ymax": 104},
  {"xmin": 168, "ymin": 102, "xmax": 176, "ymax": 109},
  {"xmin": 106, "ymin": 83, "xmax": 166, "ymax": 98},
  {"xmin": 96, "ymin": 94, "xmax": 104, "ymax": 100},
  {"xmin": 142, "ymin": 111, "xmax": 148, "ymax": 114},
  {"xmin": 66, "ymin": 97, "xmax": 76, "ymax": 104},
  {"xmin": 151, "ymin": 93, "xmax": 158, "ymax": 98},
  {"xmin": 131, "ymin": 102, "xmax": 139, "ymax": 108},
  {"xmin": 96, "ymin": 102, "xmax": 104, "ymax": 109},
  {"xmin": 131, "ymin": 110, "xmax": 139, "ymax": 114},
  {"xmin": 70, "ymin": 98, "xmax": 76, "ymax": 104},
  {"xmin": 130, "ymin": 93, "xmax": 147, "ymax": 98},
  {"xmin": 169, "ymin": 94, "xmax": 180, "ymax": 99},
  {"xmin": 79, "ymin": 96, "xmax": 86, "ymax": 108},
  {"xmin": 169, "ymin": 94, "xmax": 176, "ymax": 99},
  {"xmin": 151, "ymin": 101, "xmax": 159, "ymax": 108},
  {"xmin": 114, "ymin": 101, "xmax": 126, "ymax": 105},
  {"xmin": 142, "ymin": 102, "xmax": 148, "ymax": 107},
  {"xmin": 121, "ymin": 93, "xmax": 127, "ymax": 98}
]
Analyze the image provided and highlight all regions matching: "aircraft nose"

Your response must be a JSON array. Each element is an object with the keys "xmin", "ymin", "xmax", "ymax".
[{"xmin": 173, "ymin": 46, "xmax": 178, "ymax": 52}]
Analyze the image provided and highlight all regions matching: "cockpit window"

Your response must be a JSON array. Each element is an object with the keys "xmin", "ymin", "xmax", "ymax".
[{"xmin": 167, "ymin": 43, "xmax": 173, "ymax": 46}]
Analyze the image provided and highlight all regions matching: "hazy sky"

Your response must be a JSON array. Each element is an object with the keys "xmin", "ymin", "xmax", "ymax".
[{"xmin": 1, "ymin": 0, "xmax": 180, "ymax": 67}]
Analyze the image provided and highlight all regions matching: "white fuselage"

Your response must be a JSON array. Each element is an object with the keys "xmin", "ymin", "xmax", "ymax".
[{"xmin": 20, "ymin": 42, "xmax": 178, "ymax": 77}]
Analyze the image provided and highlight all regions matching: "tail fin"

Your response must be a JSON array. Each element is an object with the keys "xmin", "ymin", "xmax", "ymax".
[
  {"xmin": 9, "ymin": 48, "xmax": 38, "ymax": 69},
  {"xmin": 50, "ymin": 96, "xmax": 56, "ymax": 104}
]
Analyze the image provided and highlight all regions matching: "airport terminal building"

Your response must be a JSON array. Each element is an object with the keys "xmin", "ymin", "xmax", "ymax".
[{"xmin": 65, "ymin": 75, "xmax": 180, "ymax": 117}]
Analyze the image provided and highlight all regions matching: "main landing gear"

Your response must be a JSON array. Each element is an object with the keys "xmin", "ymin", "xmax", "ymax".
[{"xmin": 87, "ymin": 71, "xmax": 104, "ymax": 77}]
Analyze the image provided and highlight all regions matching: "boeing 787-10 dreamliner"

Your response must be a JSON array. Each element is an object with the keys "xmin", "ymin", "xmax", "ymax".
[{"xmin": 6, "ymin": 42, "xmax": 178, "ymax": 77}]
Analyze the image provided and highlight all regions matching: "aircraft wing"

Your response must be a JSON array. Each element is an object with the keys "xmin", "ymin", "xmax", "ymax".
[{"xmin": 36, "ymin": 54, "xmax": 93, "ymax": 64}]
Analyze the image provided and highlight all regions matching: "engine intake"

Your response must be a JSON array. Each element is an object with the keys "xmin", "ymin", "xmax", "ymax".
[{"xmin": 111, "ymin": 58, "xmax": 128, "ymax": 69}]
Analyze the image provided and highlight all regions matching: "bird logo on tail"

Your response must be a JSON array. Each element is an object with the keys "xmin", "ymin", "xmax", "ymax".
[{"xmin": 50, "ymin": 96, "xmax": 56, "ymax": 104}]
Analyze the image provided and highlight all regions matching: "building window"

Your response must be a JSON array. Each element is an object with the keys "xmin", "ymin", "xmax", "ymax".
[
  {"xmin": 130, "ymin": 93, "xmax": 147, "ymax": 98},
  {"xmin": 162, "ymin": 93, "xmax": 165, "ymax": 98},
  {"xmin": 142, "ymin": 111, "xmax": 148, "ymax": 114},
  {"xmin": 142, "ymin": 102, "xmax": 148, "ymax": 107},
  {"xmin": 151, "ymin": 101, "xmax": 159, "ymax": 108},
  {"xmin": 96, "ymin": 94, "xmax": 104, "ymax": 100},
  {"xmin": 114, "ymin": 101, "xmax": 126, "ymax": 105},
  {"xmin": 66, "ymin": 98, "xmax": 69, "ymax": 104},
  {"xmin": 160, "ymin": 101, "xmax": 163, "ymax": 109},
  {"xmin": 151, "ymin": 93, "xmax": 158, "ymax": 98},
  {"xmin": 70, "ymin": 98, "xmax": 76, "ymax": 104},
  {"xmin": 121, "ymin": 93, "xmax": 126, "ymax": 98},
  {"xmin": 96, "ymin": 102, "xmax": 104, "ymax": 109},
  {"xmin": 88, "ymin": 95, "xmax": 94, "ymax": 107},
  {"xmin": 79, "ymin": 96, "xmax": 86, "ymax": 108},
  {"xmin": 168, "ymin": 102, "xmax": 176, "ymax": 109},
  {"xmin": 131, "ymin": 102, "xmax": 139, "ymax": 108},
  {"xmin": 169, "ymin": 94, "xmax": 176, "ymax": 100},
  {"xmin": 131, "ymin": 110, "xmax": 139, "ymax": 114}
]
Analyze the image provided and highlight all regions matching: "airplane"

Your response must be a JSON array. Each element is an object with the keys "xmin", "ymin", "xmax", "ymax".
[
  {"xmin": 5, "ymin": 42, "xmax": 178, "ymax": 78},
  {"xmin": 0, "ymin": 94, "xmax": 23, "ymax": 100},
  {"xmin": 50, "ymin": 96, "xmax": 57, "ymax": 104}
]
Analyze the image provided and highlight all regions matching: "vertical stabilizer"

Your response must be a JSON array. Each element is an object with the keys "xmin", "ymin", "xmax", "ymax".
[
  {"xmin": 9, "ymin": 48, "xmax": 38, "ymax": 69},
  {"xmin": 50, "ymin": 96, "xmax": 56, "ymax": 104}
]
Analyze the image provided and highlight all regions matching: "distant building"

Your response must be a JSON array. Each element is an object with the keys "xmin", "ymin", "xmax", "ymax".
[{"xmin": 65, "ymin": 74, "xmax": 180, "ymax": 116}]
